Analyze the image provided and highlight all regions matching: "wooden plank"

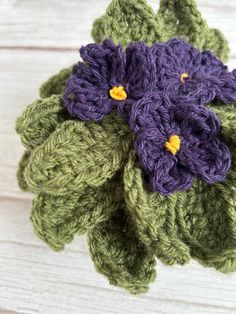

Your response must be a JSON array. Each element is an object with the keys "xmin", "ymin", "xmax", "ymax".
[
  {"xmin": 0, "ymin": 49, "xmax": 77, "ymax": 118},
  {"xmin": 0, "ymin": 0, "xmax": 235, "ymax": 57}
]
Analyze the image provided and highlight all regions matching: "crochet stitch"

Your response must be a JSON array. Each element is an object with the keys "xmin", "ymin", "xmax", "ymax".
[
  {"xmin": 16, "ymin": 0, "xmax": 236, "ymax": 294},
  {"xmin": 63, "ymin": 39, "xmax": 233, "ymax": 195},
  {"xmin": 92, "ymin": 0, "xmax": 229, "ymax": 61}
]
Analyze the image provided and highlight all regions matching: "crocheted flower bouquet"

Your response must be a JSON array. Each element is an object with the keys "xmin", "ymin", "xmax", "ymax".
[{"xmin": 16, "ymin": 0, "xmax": 236, "ymax": 294}]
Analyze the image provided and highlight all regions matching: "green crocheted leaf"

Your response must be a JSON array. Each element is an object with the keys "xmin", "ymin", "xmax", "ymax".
[
  {"xmin": 31, "ymin": 174, "xmax": 123, "ymax": 251},
  {"xmin": 92, "ymin": 0, "xmax": 164, "ymax": 46},
  {"xmin": 87, "ymin": 208, "xmax": 156, "ymax": 294},
  {"xmin": 24, "ymin": 112, "xmax": 133, "ymax": 195},
  {"xmin": 40, "ymin": 67, "xmax": 72, "ymax": 99},
  {"xmin": 17, "ymin": 151, "xmax": 31, "ymax": 191},
  {"xmin": 92, "ymin": 0, "xmax": 229, "ymax": 60},
  {"xmin": 16, "ymin": 95, "xmax": 68, "ymax": 150},
  {"xmin": 124, "ymin": 150, "xmax": 190, "ymax": 266},
  {"xmin": 158, "ymin": 0, "xmax": 229, "ymax": 61},
  {"xmin": 178, "ymin": 180, "xmax": 236, "ymax": 273},
  {"xmin": 91, "ymin": 15, "xmax": 107, "ymax": 44},
  {"xmin": 175, "ymin": 105, "xmax": 236, "ymax": 273}
]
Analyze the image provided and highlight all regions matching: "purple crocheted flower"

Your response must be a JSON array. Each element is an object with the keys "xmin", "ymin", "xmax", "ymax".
[
  {"xmin": 152, "ymin": 39, "xmax": 236, "ymax": 104},
  {"xmin": 119, "ymin": 92, "xmax": 231, "ymax": 195},
  {"xmin": 63, "ymin": 39, "xmax": 156, "ymax": 121},
  {"xmin": 63, "ymin": 39, "xmax": 233, "ymax": 195}
]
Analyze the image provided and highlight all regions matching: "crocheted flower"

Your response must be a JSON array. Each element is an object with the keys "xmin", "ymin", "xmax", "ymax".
[
  {"xmin": 152, "ymin": 39, "xmax": 236, "ymax": 104},
  {"xmin": 120, "ymin": 92, "xmax": 231, "ymax": 195},
  {"xmin": 63, "ymin": 39, "xmax": 233, "ymax": 195},
  {"xmin": 63, "ymin": 39, "xmax": 157, "ymax": 121},
  {"xmin": 63, "ymin": 39, "xmax": 236, "ymax": 121}
]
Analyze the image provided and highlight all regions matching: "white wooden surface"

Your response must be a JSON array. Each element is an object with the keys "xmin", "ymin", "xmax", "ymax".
[{"xmin": 0, "ymin": 1, "xmax": 236, "ymax": 313}]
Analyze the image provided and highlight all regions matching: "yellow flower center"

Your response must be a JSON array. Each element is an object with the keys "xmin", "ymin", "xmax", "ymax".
[
  {"xmin": 165, "ymin": 135, "xmax": 181, "ymax": 155},
  {"xmin": 180, "ymin": 72, "xmax": 189, "ymax": 83},
  {"xmin": 109, "ymin": 86, "xmax": 127, "ymax": 101}
]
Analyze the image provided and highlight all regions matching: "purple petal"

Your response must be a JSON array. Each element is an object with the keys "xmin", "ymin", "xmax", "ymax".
[
  {"xmin": 173, "ymin": 97, "xmax": 221, "ymax": 142},
  {"xmin": 134, "ymin": 127, "xmax": 194, "ymax": 195},
  {"xmin": 63, "ymin": 39, "xmax": 126, "ymax": 121},
  {"xmin": 134, "ymin": 127, "xmax": 166, "ymax": 172},
  {"xmin": 80, "ymin": 39, "xmax": 126, "ymax": 86},
  {"xmin": 179, "ymin": 139, "xmax": 231, "ymax": 184},
  {"xmin": 119, "ymin": 91, "xmax": 174, "ymax": 134},
  {"xmin": 125, "ymin": 42, "xmax": 157, "ymax": 99},
  {"xmin": 149, "ymin": 153, "xmax": 193, "ymax": 195},
  {"xmin": 122, "ymin": 92, "xmax": 193, "ymax": 195},
  {"xmin": 198, "ymin": 51, "xmax": 236, "ymax": 103},
  {"xmin": 63, "ymin": 75, "xmax": 114, "ymax": 121},
  {"xmin": 152, "ymin": 38, "xmax": 236, "ymax": 104}
]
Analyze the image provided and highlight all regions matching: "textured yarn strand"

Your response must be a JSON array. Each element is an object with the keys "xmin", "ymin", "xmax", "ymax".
[
  {"xmin": 92, "ymin": 0, "xmax": 229, "ymax": 60},
  {"xmin": 24, "ymin": 112, "xmax": 133, "ymax": 195},
  {"xmin": 158, "ymin": 0, "xmax": 229, "ymax": 60},
  {"xmin": 31, "ymin": 175, "xmax": 123, "ymax": 251},
  {"xmin": 87, "ymin": 207, "xmax": 157, "ymax": 294}
]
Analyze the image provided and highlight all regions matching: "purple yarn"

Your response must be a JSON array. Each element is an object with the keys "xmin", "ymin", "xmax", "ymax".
[
  {"xmin": 119, "ymin": 92, "xmax": 231, "ymax": 195},
  {"xmin": 152, "ymin": 39, "xmax": 236, "ymax": 104},
  {"xmin": 63, "ymin": 39, "xmax": 234, "ymax": 195},
  {"xmin": 63, "ymin": 40, "xmax": 126, "ymax": 121}
]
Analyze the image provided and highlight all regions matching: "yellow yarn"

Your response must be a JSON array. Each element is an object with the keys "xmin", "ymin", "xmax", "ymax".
[
  {"xmin": 165, "ymin": 135, "xmax": 181, "ymax": 155},
  {"xmin": 180, "ymin": 72, "xmax": 189, "ymax": 83},
  {"xmin": 109, "ymin": 86, "xmax": 127, "ymax": 100}
]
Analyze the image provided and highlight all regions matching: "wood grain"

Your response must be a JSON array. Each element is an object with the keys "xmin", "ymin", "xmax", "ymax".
[{"xmin": 0, "ymin": 1, "xmax": 236, "ymax": 313}]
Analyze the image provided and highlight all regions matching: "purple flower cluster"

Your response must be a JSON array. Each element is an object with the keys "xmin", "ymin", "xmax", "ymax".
[{"xmin": 63, "ymin": 39, "xmax": 235, "ymax": 195}]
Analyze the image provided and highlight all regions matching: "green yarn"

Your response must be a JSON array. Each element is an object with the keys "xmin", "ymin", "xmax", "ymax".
[
  {"xmin": 23, "ymin": 111, "xmax": 133, "ymax": 195},
  {"xmin": 123, "ymin": 104, "xmax": 236, "ymax": 273},
  {"xmin": 92, "ymin": 0, "xmax": 229, "ymax": 60},
  {"xmin": 17, "ymin": 150, "xmax": 31, "ymax": 191},
  {"xmin": 40, "ymin": 67, "xmax": 72, "ymax": 99},
  {"xmin": 92, "ymin": 0, "xmax": 165, "ymax": 47},
  {"xmin": 16, "ymin": 95, "xmax": 68, "ymax": 150},
  {"xmin": 157, "ymin": 0, "xmax": 229, "ymax": 61},
  {"xmin": 177, "ymin": 179, "xmax": 236, "ymax": 273},
  {"xmin": 31, "ymin": 174, "xmax": 123, "ymax": 251},
  {"xmin": 16, "ymin": 0, "xmax": 236, "ymax": 294},
  {"xmin": 88, "ymin": 207, "xmax": 157, "ymax": 294},
  {"xmin": 124, "ymin": 150, "xmax": 191, "ymax": 266},
  {"xmin": 91, "ymin": 15, "xmax": 107, "ymax": 45}
]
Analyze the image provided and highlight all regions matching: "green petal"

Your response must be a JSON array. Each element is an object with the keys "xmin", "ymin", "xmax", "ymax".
[
  {"xmin": 17, "ymin": 151, "xmax": 31, "ymax": 191},
  {"xmin": 157, "ymin": 0, "xmax": 229, "ymax": 60},
  {"xmin": 123, "ymin": 151, "xmax": 190, "ymax": 266},
  {"xmin": 176, "ymin": 105, "xmax": 236, "ymax": 272},
  {"xmin": 16, "ymin": 95, "xmax": 68, "ymax": 150},
  {"xmin": 40, "ymin": 67, "xmax": 72, "ymax": 99},
  {"xmin": 31, "ymin": 174, "xmax": 123, "ymax": 251},
  {"xmin": 24, "ymin": 112, "xmax": 133, "ymax": 195},
  {"xmin": 88, "ymin": 207, "xmax": 156, "ymax": 294},
  {"xmin": 92, "ymin": 0, "xmax": 165, "ymax": 47}
]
